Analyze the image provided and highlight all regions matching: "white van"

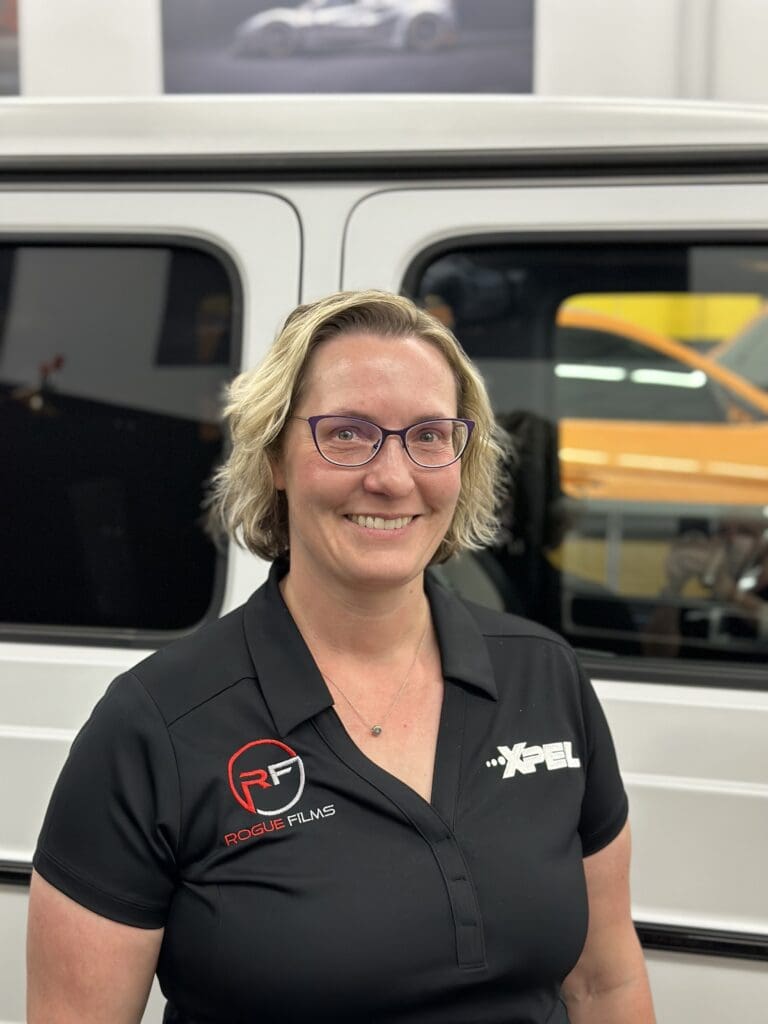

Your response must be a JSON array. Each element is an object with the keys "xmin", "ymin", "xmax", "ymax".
[{"xmin": 1, "ymin": 96, "xmax": 767, "ymax": 1023}]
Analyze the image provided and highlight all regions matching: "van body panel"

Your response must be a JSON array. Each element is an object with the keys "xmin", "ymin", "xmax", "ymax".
[{"xmin": 3, "ymin": 97, "xmax": 768, "ymax": 166}]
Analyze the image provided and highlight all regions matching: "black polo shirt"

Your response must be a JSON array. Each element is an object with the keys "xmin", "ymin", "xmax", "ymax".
[{"xmin": 35, "ymin": 560, "xmax": 628, "ymax": 1024}]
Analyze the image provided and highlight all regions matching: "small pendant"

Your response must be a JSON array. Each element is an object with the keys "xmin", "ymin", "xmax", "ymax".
[{"xmin": 370, "ymin": 725, "xmax": 383, "ymax": 737}]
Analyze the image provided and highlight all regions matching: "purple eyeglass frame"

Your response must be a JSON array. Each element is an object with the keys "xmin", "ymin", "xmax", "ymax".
[{"xmin": 292, "ymin": 414, "xmax": 475, "ymax": 468}]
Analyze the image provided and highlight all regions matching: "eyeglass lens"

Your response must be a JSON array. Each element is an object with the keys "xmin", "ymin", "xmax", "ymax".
[{"xmin": 313, "ymin": 417, "xmax": 468, "ymax": 467}]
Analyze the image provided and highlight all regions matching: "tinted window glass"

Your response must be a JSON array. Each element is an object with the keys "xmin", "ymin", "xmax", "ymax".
[
  {"xmin": 0, "ymin": 245, "xmax": 235, "ymax": 634},
  {"xmin": 414, "ymin": 244, "xmax": 768, "ymax": 667}
]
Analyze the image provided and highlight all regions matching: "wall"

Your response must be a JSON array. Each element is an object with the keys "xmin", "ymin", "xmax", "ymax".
[
  {"xmin": 535, "ymin": 0, "xmax": 768, "ymax": 103},
  {"xmin": 16, "ymin": 0, "xmax": 768, "ymax": 103}
]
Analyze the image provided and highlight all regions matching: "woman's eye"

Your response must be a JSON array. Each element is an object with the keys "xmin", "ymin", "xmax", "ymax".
[
  {"xmin": 336, "ymin": 429, "xmax": 355, "ymax": 441},
  {"xmin": 418, "ymin": 431, "xmax": 438, "ymax": 443}
]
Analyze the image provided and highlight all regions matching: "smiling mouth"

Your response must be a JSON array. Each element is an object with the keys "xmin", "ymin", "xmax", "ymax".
[{"xmin": 345, "ymin": 514, "xmax": 415, "ymax": 531}]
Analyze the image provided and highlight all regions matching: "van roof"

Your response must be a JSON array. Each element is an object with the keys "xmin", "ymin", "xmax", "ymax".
[{"xmin": 2, "ymin": 95, "xmax": 768, "ymax": 170}]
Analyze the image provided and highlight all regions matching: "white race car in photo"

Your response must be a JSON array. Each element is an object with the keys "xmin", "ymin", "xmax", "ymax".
[{"xmin": 233, "ymin": 0, "xmax": 457, "ymax": 58}]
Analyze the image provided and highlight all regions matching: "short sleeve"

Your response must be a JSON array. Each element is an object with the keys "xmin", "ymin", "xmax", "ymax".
[
  {"xmin": 33, "ymin": 671, "xmax": 180, "ymax": 928},
  {"xmin": 575, "ymin": 664, "xmax": 629, "ymax": 857}
]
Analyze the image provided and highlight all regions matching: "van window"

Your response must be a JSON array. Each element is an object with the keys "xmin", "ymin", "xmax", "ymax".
[
  {"xmin": 0, "ymin": 244, "xmax": 235, "ymax": 635},
  {"xmin": 415, "ymin": 244, "xmax": 768, "ymax": 666}
]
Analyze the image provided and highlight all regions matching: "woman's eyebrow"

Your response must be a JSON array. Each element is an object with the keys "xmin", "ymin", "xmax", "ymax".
[
  {"xmin": 322, "ymin": 409, "xmax": 374, "ymax": 420},
  {"xmin": 324, "ymin": 410, "xmax": 454, "ymax": 421}
]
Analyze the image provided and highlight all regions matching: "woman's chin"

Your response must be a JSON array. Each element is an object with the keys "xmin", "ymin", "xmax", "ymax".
[{"xmin": 335, "ymin": 553, "xmax": 429, "ymax": 593}]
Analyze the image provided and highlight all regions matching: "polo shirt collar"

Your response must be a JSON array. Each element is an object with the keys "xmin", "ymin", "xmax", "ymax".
[
  {"xmin": 243, "ymin": 559, "xmax": 497, "ymax": 738},
  {"xmin": 423, "ymin": 569, "xmax": 497, "ymax": 701}
]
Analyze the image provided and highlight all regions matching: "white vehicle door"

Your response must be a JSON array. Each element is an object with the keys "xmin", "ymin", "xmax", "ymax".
[
  {"xmin": 342, "ymin": 182, "xmax": 768, "ymax": 1024},
  {"xmin": 0, "ymin": 189, "xmax": 300, "ymax": 1024}
]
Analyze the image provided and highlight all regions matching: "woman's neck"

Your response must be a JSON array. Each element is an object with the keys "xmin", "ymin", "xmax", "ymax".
[{"xmin": 279, "ymin": 563, "xmax": 431, "ymax": 664}]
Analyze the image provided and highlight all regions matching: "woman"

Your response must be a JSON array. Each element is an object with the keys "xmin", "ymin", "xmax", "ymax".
[{"xmin": 28, "ymin": 290, "xmax": 655, "ymax": 1023}]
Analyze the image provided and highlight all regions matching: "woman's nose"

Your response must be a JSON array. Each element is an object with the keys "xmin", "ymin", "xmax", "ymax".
[{"xmin": 362, "ymin": 435, "xmax": 416, "ymax": 494}]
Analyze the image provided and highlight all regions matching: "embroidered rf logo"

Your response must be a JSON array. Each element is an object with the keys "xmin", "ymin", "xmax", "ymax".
[
  {"xmin": 486, "ymin": 741, "xmax": 581, "ymax": 778},
  {"xmin": 227, "ymin": 739, "xmax": 306, "ymax": 815}
]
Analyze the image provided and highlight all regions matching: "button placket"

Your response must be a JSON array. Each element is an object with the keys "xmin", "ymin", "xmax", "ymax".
[
  {"xmin": 430, "ymin": 832, "xmax": 485, "ymax": 968},
  {"xmin": 312, "ymin": 683, "xmax": 487, "ymax": 970}
]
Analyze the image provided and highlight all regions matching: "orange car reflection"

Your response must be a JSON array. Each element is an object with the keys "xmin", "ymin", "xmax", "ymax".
[
  {"xmin": 556, "ymin": 308, "xmax": 768, "ymax": 508},
  {"xmin": 0, "ymin": 1, "xmax": 16, "ymax": 34}
]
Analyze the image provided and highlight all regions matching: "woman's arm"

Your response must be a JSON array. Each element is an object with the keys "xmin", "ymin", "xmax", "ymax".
[
  {"xmin": 561, "ymin": 822, "xmax": 656, "ymax": 1024},
  {"xmin": 27, "ymin": 870, "xmax": 163, "ymax": 1024}
]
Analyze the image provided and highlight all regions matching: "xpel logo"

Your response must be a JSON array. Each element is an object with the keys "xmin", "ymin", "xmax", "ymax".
[{"xmin": 486, "ymin": 741, "xmax": 581, "ymax": 779}]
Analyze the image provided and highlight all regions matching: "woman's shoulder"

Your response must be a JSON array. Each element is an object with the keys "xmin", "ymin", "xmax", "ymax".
[
  {"xmin": 461, "ymin": 595, "xmax": 572, "ymax": 649},
  {"xmin": 125, "ymin": 602, "xmax": 256, "ymax": 726},
  {"xmin": 428, "ymin": 571, "xmax": 584, "ymax": 701},
  {"xmin": 460, "ymin": 597, "xmax": 584, "ymax": 688},
  {"xmin": 428, "ymin": 564, "xmax": 573, "ymax": 652}
]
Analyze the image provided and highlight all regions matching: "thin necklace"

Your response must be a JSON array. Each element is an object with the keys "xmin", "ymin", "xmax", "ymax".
[{"xmin": 320, "ymin": 620, "xmax": 429, "ymax": 738}]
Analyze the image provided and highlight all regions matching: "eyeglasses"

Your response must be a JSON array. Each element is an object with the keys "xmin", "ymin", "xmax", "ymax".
[{"xmin": 292, "ymin": 415, "xmax": 475, "ymax": 469}]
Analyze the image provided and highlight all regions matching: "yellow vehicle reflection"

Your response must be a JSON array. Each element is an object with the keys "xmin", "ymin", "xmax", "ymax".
[{"xmin": 556, "ymin": 308, "xmax": 768, "ymax": 507}]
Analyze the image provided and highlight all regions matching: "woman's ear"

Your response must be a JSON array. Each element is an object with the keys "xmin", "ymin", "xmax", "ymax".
[{"xmin": 270, "ymin": 455, "xmax": 286, "ymax": 491}]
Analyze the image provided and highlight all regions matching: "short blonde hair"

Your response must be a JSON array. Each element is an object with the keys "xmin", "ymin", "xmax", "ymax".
[{"xmin": 209, "ymin": 289, "xmax": 507, "ymax": 563}]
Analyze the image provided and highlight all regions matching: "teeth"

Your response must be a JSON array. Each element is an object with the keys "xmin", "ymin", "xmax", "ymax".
[{"xmin": 348, "ymin": 515, "xmax": 413, "ymax": 531}]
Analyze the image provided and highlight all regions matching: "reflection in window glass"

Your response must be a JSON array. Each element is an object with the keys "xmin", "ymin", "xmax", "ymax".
[
  {"xmin": 415, "ymin": 245, "xmax": 768, "ymax": 666},
  {"xmin": 553, "ymin": 323, "xmax": 723, "ymax": 422},
  {"xmin": 716, "ymin": 305, "xmax": 768, "ymax": 391},
  {"xmin": 0, "ymin": 245, "xmax": 235, "ymax": 633},
  {"xmin": 0, "ymin": 0, "xmax": 19, "ymax": 95}
]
